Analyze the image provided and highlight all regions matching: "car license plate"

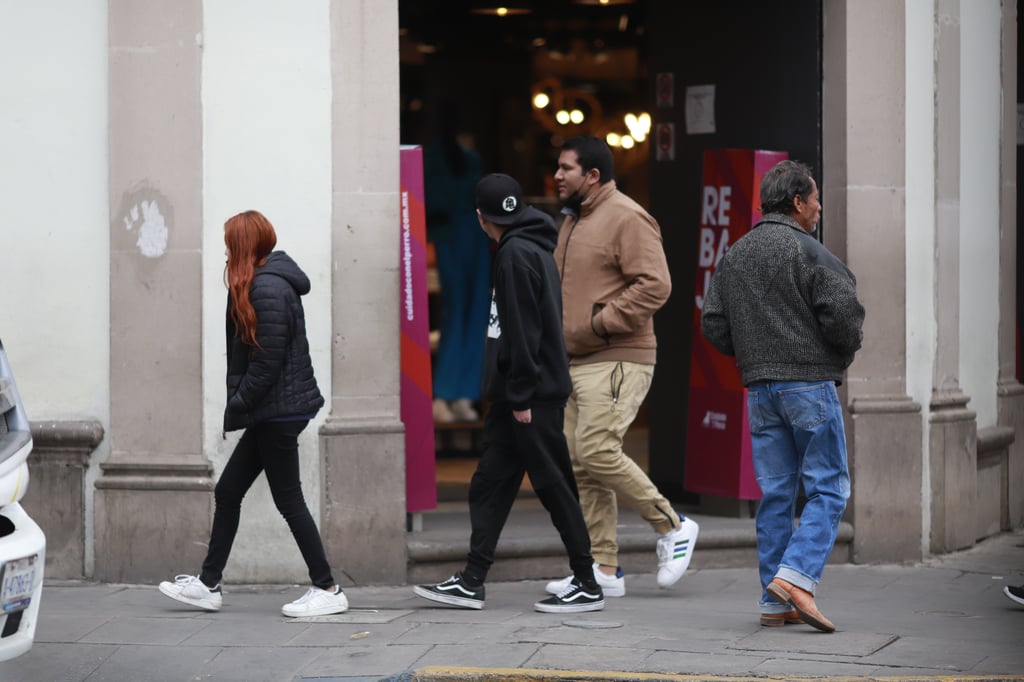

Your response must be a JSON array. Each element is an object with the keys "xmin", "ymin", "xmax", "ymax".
[{"xmin": 1, "ymin": 555, "xmax": 37, "ymax": 613}]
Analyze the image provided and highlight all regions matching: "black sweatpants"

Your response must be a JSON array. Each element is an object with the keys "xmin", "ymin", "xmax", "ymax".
[
  {"xmin": 200, "ymin": 420, "xmax": 334, "ymax": 590},
  {"xmin": 464, "ymin": 402, "xmax": 594, "ymax": 585}
]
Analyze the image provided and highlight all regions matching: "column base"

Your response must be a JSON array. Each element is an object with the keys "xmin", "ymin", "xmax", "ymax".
[
  {"xmin": 929, "ymin": 390, "xmax": 977, "ymax": 554},
  {"xmin": 319, "ymin": 417, "xmax": 407, "ymax": 585},
  {"xmin": 849, "ymin": 395, "xmax": 923, "ymax": 563},
  {"xmin": 23, "ymin": 420, "xmax": 103, "ymax": 579},
  {"xmin": 997, "ymin": 379, "xmax": 1024, "ymax": 528},
  {"xmin": 977, "ymin": 425, "xmax": 1014, "ymax": 539},
  {"xmin": 94, "ymin": 459, "xmax": 213, "ymax": 583}
]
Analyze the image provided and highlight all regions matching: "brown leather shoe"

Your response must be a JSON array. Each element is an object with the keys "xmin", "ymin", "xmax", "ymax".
[
  {"xmin": 759, "ymin": 610, "xmax": 802, "ymax": 627},
  {"xmin": 766, "ymin": 578, "xmax": 836, "ymax": 633}
]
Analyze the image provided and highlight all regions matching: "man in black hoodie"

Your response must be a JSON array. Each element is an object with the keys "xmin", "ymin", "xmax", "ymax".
[{"xmin": 414, "ymin": 173, "xmax": 604, "ymax": 614}]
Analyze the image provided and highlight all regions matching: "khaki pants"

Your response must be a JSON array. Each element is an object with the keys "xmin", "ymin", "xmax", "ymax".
[{"xmin": 565, "ymin": 361, "xmax": 678, "ymax": 567}]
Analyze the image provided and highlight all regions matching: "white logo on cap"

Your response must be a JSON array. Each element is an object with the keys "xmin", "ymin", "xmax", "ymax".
[{"xmin": 502, "ymin": 196, "xmax": 518, "ymax": 213}]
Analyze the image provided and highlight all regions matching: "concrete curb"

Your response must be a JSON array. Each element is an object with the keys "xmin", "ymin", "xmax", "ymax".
[{"xmin": 394, "ymin": 668, "xmax": 1024, "ymax": 682}]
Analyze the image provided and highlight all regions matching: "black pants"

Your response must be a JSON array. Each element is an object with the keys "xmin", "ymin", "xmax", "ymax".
[
  {"xmin": 200, "ymin": 420, "xmax": 334, "ymax": 590},
  {"xmin": 465, "ymin": 403, "xmax": 594, "ymax": 584}
]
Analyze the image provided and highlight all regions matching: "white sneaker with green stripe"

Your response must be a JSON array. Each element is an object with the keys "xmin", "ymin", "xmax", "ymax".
[{"xmin": 656, "ymin": 515, "xmax": 699, "ymax": 588}]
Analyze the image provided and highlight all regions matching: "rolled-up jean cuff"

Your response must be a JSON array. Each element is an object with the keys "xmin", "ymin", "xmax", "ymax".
[
  {"xmin": 776, "ymin": 565, "xmax": 817, "ymax": 595},
  {"xmin": 758, "ymin": 601, "xmax": 794, "ymax": 614}
]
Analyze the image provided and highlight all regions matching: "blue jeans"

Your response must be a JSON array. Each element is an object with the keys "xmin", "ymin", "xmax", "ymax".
[{"xmin": 747, "ymin": 380, "xmax": 850, "ymax": 614}]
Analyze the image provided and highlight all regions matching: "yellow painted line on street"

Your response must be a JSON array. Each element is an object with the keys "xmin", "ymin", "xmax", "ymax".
[{"xmin": 408, "ymin": 668, "xmax": 1024, "ymax": 682}]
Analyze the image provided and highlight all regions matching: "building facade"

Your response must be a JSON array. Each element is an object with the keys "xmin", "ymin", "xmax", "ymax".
[{"xmin": 0, "ymin": 0, "xmax": 1018, "ymax": 584}]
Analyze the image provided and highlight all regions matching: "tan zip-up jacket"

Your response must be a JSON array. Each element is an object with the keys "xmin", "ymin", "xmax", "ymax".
[{"xmin": 554, "ymin": 180, "xmax": 671, "ymax": 366}]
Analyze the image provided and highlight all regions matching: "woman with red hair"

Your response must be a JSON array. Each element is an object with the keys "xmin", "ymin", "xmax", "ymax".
[{"xmin": 159, "ymin": 210, "xmax": 347, "ymax": 617}]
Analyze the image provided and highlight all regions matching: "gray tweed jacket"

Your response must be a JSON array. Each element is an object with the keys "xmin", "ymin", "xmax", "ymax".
[{"xmin": 700, "ymin": 213, "xmax": 865, "ymax": 386}]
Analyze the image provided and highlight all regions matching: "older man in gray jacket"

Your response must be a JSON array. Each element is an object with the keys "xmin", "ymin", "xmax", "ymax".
[{"xmin": 701, "ymin": 160, "xmax": 864, "ymax": 633}]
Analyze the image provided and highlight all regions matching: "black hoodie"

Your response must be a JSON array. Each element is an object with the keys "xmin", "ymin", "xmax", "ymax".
[
  {"xmin": 224, "ymin": 250, "xmax": 325, "ymax": 431},
  {"xmin": 482, "ymin": 206, "xmax": 573, "ymax": 409}
]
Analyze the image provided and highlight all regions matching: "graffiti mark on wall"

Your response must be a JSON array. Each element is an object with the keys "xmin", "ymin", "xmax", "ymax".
[{"xmin": 123, "ymin": 200, "xmax": 169, "ymax": 258}]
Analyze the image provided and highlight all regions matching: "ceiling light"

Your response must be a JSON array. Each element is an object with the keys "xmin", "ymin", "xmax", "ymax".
[
  {"xmin": 533, "ymin": 93, "xmax": 550, "ymax": 109},
  {"xmin": 624, "ymin": 112, "xmax": 651, "ymax": 140},
  {"xmin": 569, "ymin": 109, "xmax": 584, "ymax": 124},
  {"xmin": 471, "ymin": 7, "xmax": 532, "ymax": 15},
  {"xmin": 555, "ymin": 110, "xmax": 571, "ymax": 125}
]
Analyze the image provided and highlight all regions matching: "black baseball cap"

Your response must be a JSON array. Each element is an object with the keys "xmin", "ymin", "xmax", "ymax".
[{"xmin": 475, "ymin": 173, "xmax": 525, "ymax": 225}]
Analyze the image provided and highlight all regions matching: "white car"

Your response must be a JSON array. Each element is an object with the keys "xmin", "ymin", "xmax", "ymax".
[{"xmin": 0, "ymin": 338, "xmax": 45, "ymax": 661}]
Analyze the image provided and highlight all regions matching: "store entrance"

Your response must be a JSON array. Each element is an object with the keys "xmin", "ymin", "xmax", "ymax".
[{"xmin": 399, "ymin": 0, "xmax": 656, "ymax": 504}]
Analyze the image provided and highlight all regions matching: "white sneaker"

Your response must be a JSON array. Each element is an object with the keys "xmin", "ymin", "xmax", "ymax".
[
  {"xmin": 433, "ymin": 399, "xmax": 455, "ymax": 423},
  {"xmin": 158, "ymin": 574, "xmax": 223, "ymax": 611},
  {"xmin": 656, "ymin": 514, "xmax": 699, "ymax": 588},
  {"xmin": 545, "ymin": 563, "xmax": 625, "ymax": 598},
  {"xmin": 282, "ymin": 585, "xmax": 349, "ymax": 617},
  {"xmin": 450, "ymin": 398, "xmax": 479, "ymax": 422}
]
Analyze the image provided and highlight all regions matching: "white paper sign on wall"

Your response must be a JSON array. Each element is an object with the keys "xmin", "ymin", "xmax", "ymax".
[{"xmin": 686, "ymin": 84, "xmax": 716, "ymax": 135}]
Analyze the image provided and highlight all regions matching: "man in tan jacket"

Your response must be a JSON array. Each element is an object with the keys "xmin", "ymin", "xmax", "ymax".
[{"xmin": 544, "ymin": 136, "xmax": 699, "ymax": 598}]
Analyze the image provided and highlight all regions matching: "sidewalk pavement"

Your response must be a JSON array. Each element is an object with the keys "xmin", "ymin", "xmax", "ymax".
[{"xmin": 5, "ymin": 531, "xmax": 1024, "ymax": 682}]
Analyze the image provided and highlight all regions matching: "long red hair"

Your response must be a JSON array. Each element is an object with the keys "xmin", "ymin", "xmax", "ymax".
[{"xmin": 224, "ymin": 210, "xmax": 277, "ymax": 346}]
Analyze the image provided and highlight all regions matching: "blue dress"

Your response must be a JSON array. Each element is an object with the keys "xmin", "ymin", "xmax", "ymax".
[{"xmin": 423, "ymin": 143, "xmax": 491, "ymax": 402}]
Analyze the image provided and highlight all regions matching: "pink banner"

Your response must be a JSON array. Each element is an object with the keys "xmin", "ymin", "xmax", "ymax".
[{"xmin": 400, "ymin": 146, "xmax": 437, "ymax": 512}]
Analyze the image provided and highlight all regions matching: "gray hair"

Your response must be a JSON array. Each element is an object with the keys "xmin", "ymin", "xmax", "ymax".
[{"xmin": 759, "ymin": 160, "xmax": 814, "ymax": 216}]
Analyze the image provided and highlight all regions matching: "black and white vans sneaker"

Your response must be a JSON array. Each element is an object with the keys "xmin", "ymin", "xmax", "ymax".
[
  {"xmin": 1004, "ymin": 584, "xmax": 1024, "ymax": 606},
  {"xmin": 534, "ymin": 578, "xmax": 604, "ymax": 613},
  {"xmin": 413, "ymin": 572, "xmax": 485, "ymax": 609}
]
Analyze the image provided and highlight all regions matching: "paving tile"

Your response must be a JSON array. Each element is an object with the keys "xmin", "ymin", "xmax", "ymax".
[
  {"xmin": 866, "ymin": 666, "xmax": 996, "ymax": 678},
  {"xmin": 632, "ymin": 629, "xmax": 754, "ymax": 651},
  {"xmin": 641, "ymin": 650, "xmax": 771, "ymax": 676},
  {"xmin": 34, "ymin": 613, "xmax": 111, "ymax": 642},
  {"xmin": 861, "ymin": 635, "xmax": 988, "ymax": 672},
  {"xmin": 969, "ymin": 651, "xmax": 1024, "ymax": 676},
  {"xmin": 391, "ymin": 621, "xmax": 520, "ymax": 646},
  {"xmin": 730, "ymin": 628, "xmax": 898, "ymax": 656},
  {"xmin": 0, "ymin": 642, "xmax": 117, "ymax": 682},
  {"xmin": 295, "ymin": 677, "xmax": 383, "ymax": 682},
  {"xmin": 751, "ymin": 656, "xmax": 894, "ymax": 677},
  {"xmin": 179, "ymin": 617, "xmax": 311, "ymax": 647},
  {"xmin": 411, "ymin": 642, "xmax": 539, "ymax": 669},
  {"xmin": 195, "ymin": 645, "xmax": 325, "ymax": 681},
  {"xmin": 285, "ymin": 620, "xmax": 420, "ymax": 647},
  {"xmin": 78, "ymin": 616, "xmax": 212, "ymax": 646},
  {"xmin": 295, "ymin": 644, "xmax": 432, "ymax": 678},
  {"xmin": 401, "ymin": 605, "xmax": 523, "ymax": 625},
  {"xmin": 524, "ymin": 642, "xmax": 654, "ymax": 672},
  {"xmin": 80, "ymin": 644, "xmax": 221, "ymax": 681},
  {"xmin": 514, "ymin": 623, "xmax": 655, "ymax": 648}
]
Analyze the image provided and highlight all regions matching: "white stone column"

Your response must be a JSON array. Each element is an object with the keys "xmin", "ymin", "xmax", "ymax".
[
  {"xmin": 319, "ymin": 0, "xmax": 407, "ymax": 584},
  {"xmin": 928, "ymin": 0, "xmax": 978, "ymax": 554},
  {"xmin": 996, "ymin": 0, "xmax": 1024, "ymax": 529},
  {"xmin": 95, "ymin": 0, "xmax": 213, "ymax": 582},
  {"xmin": 824, "ymin": 0, "xmax": 923, "ymax": 563}
]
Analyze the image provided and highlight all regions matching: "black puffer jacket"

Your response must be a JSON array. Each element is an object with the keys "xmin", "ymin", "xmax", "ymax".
[{"xmin": 223, "ymin": 251, "xmax": 324, "ymax": 432}]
